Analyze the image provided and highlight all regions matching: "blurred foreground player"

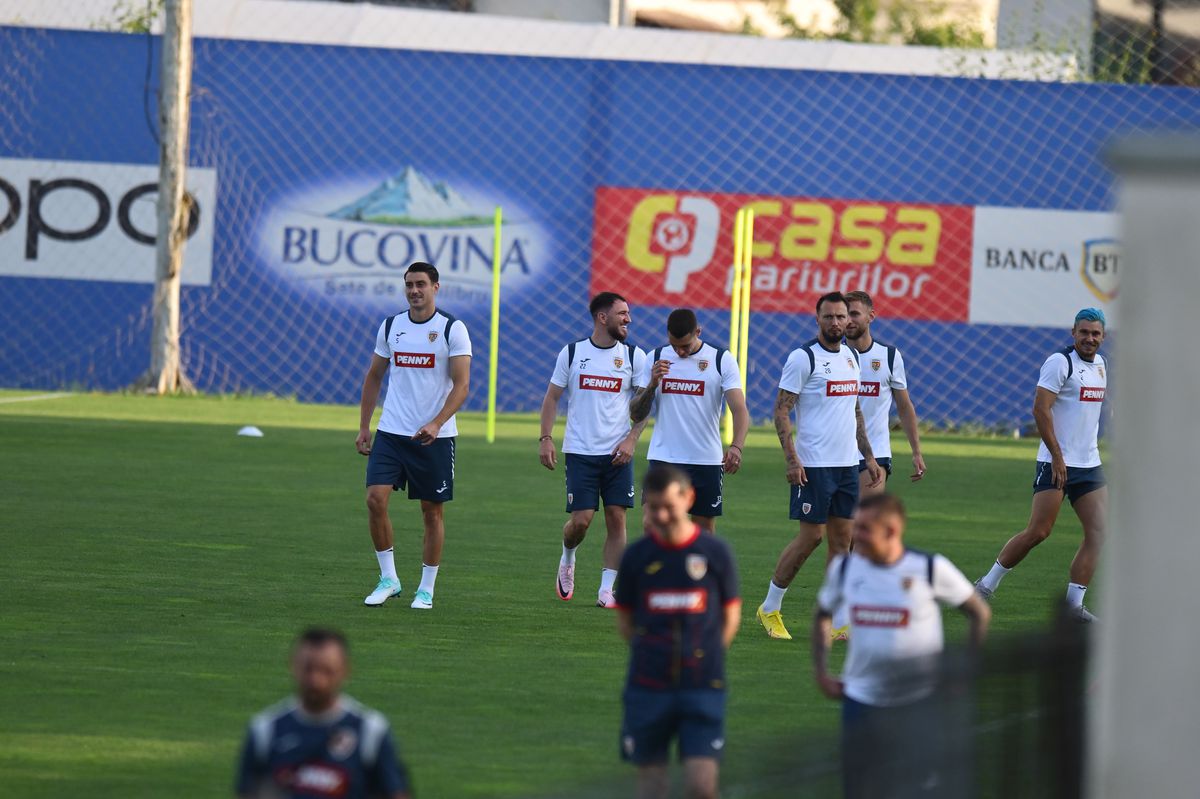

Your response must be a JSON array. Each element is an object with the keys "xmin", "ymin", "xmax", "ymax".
[
  {"xmin": 615, "ymin": 465, "xmax": 741, "ymax": 799},
  {"xmin": 539, "ymin": 292, "xmax": 648, "ymax": 607},
  {"xmin": 812, "ymin": 495, "xmax": 989, "ymax": 799},
  {"xmin": 975, "ymin": 309, "xmax": 1108, "ymax": 621},
  {"xmin": 357, "ymin": 262, "xmax": 471, "ymax": 610},
  {"xmin": 236, "ymin": 628, "xmax": 411, "ymax": 799}
]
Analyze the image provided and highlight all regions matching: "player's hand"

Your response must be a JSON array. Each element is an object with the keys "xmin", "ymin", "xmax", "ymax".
[
  {"xmin": 910, "ymin": 453, "xmax": 927, "ymax": 482},
  {"xmin": 865, "ymin": 458, "xmax": 884, "ymax": 488},
  {"xmin": 356, "ymin": 428, "xmax": 373, "ymax": 456},
  {"xmin": 1051, "ymin": 455, "xmax": 1067, "ymax": 489},
  {"xmin": 413, "ymin": 421, "xmax": 442, "ymax": 446},
  {"xmin": 815, "ymin": 673, "xmax": 845, "ymax": 700},
  {"xmin": 540, "ymin": 438, "xmax": 557, "ymax": 470},
  {"xmin": 722, "ymin": 445, "xmax": 743, "ymax": 474},
  {"xmin": 786, "ymin": 459, "xmax": 807, "ymax": 487},
  {"xmin": 611, "ymin": 436, "xmax": 635, "ymax": 466},
  {"xmin": 648, "ymin": 360, "xmax": 671, "ymax": 388}
]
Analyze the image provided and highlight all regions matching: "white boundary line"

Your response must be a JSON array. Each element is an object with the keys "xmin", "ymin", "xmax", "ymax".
[{"xmin": 0, "ymin": 392, "xmax": 73, "ymax": 404}]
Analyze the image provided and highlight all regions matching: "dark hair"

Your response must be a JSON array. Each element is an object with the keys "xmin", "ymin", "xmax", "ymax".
[
  {"xmin": 857, "ymin": 493, "xmax": 906, "ymax": 522},
  {"xmin": 589, "ymin": 291, "xmax": 628, "ymax": 318},
  {"xmin": 666, "ymin": 308, "xmax": 698, "ymax": 338},
  {"xmin": 816, "ymin": 292, "xmax": 849, "ymax": 314},
  {"xmin": 643, "ymin": 463, "xmax": 693, "ymax": 495},
  {"xmin": 844, "ymin": 290, "xmax": 873, "ymax": 309},
  {"xmin": 405, "ymin": 261, "xmax": 439, "ymax": 283},
  {"xmin": 296, "ymin": 627, "xmax": 349, "ymax": 654}
]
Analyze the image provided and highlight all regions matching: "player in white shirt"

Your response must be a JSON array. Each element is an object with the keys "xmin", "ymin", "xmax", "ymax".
[
  {"xmin": 843, "ymin": 291, "xmax": 927, "ymax": 495},
  {"xmin": 628, "ymin": 309, "xmax": 750, "ymax": 533},
  {"xmin": 538, "ymin": 292, "xmax": 649, "ymax": 608},
  {"xmin": 975, "ymin": 309, "xmax": 1108, "ymax": 622},
  {"xmin": 811, "ymin": 494, "xmax": 990, "ymax": 799},
  {"xmin": 757, "ymin": 292, "xmax": 882, "ymax": 641},
  {"xmin": 356, "ymin": 262, "xmax": 472, "ymax": 611}
]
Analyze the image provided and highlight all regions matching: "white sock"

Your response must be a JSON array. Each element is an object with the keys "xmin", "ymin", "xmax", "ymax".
[
  {"xmin": 375, "ymin": 548, "xmax": 397, "ymax": 581},
  {"xmin": 832, "ymin": 605, "xmax": 849, "ymax": 630},
  {"xmin": 418, "ymin": 563, "xmax": 439, "ymax": 595},
  {"xmin": 560, "ymin": 543, "xmax": 577, "ymax": 567},
  {"xmin": 600, "ymin": 568, "xmax": 618, "ymax": 594},
  {"xmin": 1066, "ymin": 582, "xmax": 1087, "ymax": 608},
  {"xmin": 979, "ymin": 560, "xmax": 1011, "ymax": 592},
  {"xmin": 761, "ymin": 581, "xmax": 788, "ymax": 613}
]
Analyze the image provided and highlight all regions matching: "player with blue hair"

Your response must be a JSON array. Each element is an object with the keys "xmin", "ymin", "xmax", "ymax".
[{"xmin": 975, "ymin": 308, "xmax": 1109, "ymax": 621}]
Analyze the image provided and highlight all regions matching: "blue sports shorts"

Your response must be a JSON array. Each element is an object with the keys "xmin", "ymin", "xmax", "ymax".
[
  {"xmin": 648, "ymin": 461, "xmax": 724, "ymax": 518},
  {"xmin": 564, "ymin": 453, "xmax": 635, "ymax": 512},
  {"xmin": 1033, "ymin": 461, "xmax": 1106, "ymax": 505},
  {"xmin": 790, "ymin": 466, "xmax": 859, "ymax": 524},
  {"xmin": 620, "ymin": 688, "xmax": 726, "ymax": 765},
  {"xmin": 366, "ymin": 431, "xmax": 455, "ymax": 502}
]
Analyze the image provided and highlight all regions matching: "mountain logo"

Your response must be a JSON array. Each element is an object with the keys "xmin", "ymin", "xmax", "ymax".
[{"xmin": 260, "ymin": 166, "xmax": 545, "ymax": 307}]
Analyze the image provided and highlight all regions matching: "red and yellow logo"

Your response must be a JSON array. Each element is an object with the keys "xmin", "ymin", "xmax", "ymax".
[{"xmin": 591, "ymin": 188, "xmax": 973, "ymax": 321}]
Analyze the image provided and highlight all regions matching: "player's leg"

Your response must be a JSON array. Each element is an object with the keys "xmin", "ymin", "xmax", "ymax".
[
  {"xmin": 560, "ymin": 454, "xmax": 603, "ymax": 601},
  {"xmin": 827, "ymin": 466, "xmax": 861, "ymax": 639},
  {"xmin": 976, "ymin": 468, "xmax": 1064, "ymax": 597},
  {"xmin": 677, "ymin": 690, "xmax": 725, "ymax": 799},
  {"xmin": 410, "ymin": 500, "xmax": 444, "ymax": 610},
  {"xmin": 1066, "ymin": 483, "xmax": 1107, "ymax": 620},
  {"xmin": 595, "ymin": 459, "xmax": 634, "ymax": 606},
  {"xmin": 622, "ymin": 689, "xmax": 673, "ymax": 799},
  {"xmin": 363, "ymin": 432, "xmax": 406, "ymax": 606},
  {"xmin": 636, "ymin": 765, "xmax": 670, "ymax": 799},
  {"xmin": 405, "ymin": 437, "xmax": 454, "ymax": 610},
  {"xmin": 758, "ymin": 469, "xmax": 834, "ymax": 639},
  {"xmin": 686, "ymin": 464, "xmax": 723, "ymax": 534}
]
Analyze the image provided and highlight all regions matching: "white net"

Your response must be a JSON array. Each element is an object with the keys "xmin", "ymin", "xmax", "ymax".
[{"xmin": 2, "ymin": 0, "xmax": 1198, "ymax": 425}]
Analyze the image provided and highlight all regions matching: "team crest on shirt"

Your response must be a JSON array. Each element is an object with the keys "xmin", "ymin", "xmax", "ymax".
[
  {"xmin": 328, "ymin": 728, "xmax": 358, "ymax": 760},
  {"xmin": 698, "ymin": 359, "xmax": 709, "ymax": 372},
  {"xmin": 901, "ymin": 576, "xmax": 914, "ymax": 591},
  {"xmin": 871, "ymin": 359, "xmax": 881, "ymax": 372},
  {"xmin": 686, "ymin": 554, "xmax": 708, "ymax": 580},
  {"xmin": 428, "ymin": 332, "xmax": 439, "ymax": 343},
  {"xmin": 614, "ymin": 357, "xmax": 624, "ymax": 369},
  {"xmin": 1098, "ymin": 366, "xmax": 1105, "ymax": 379},
  {"xmin": 846, "ymin": 357, "xmax": 855, "ymax": 370}
]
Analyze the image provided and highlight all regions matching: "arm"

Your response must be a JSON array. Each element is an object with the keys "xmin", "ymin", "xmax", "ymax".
[
  {"xmin": 630, "ymin": 359, "xmax": 669, "ymax": 423},
  {"xmin": 414, "ymin": 354, "xmax": 471, "ymax": 444},
  {"xmin": 957, "ymin": 592, "xmax": 991, "ymax": 652},
  {"xmin": 538, "ymin": 383, "xmax": 565, "ymax": 470},
  {"xmin": 1033, "ymin": 386, "xmax": 1065, "ymax": 487},
  {"xmin": 722, "ymin": 388, "xmax": 750, "ymax": 474},
  {"xmin": 810, "ymin": 607, "xmax": 843, "ymax": 699},
  {"xmin": 892, "ymin": 388, "xmax": 926, "ymax": 482},
  {"xmin": 774, "ymin": 389, "xmax": 805, "ymax": 486},
  {"xmin": 356, "ymin": 355, "xmax": 390, "ymax": 455},
  {"xmin": 856, "ymin": 401, "xmax": 883, "ymax": 488},
  {"xmin": 612, "ymin": 416, "xmax": 649, "ymax": 466},
  {"xmin": 722, "ymin": 601, "xmax": 742, "ymax": 649}
]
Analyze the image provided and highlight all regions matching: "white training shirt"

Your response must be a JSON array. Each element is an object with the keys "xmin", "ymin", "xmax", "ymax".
[
  {"xmin": 817, "ymin": 550, "xmax": 975, "ymax": 707},
  {"xmin": 373, "ymin": 309, "xmax": 472, "ymax": 438},
  {"xmin": 854, "ymin": 340, "xmax": 908, "ymax": 461},
  {"xmin": 550, "ymin": 338, "xmax": 648, "ymax": 456},
  {"xmin": 778, "ymin": 339, "xmax": 862, "ymax": 467},
  {"xmin": 642, "ymin": 341, "xmax": 741, "ymax": 465},
  {"xmin": 1036, "ymin": 347, "xmax": 1106, "ymax": 468}
]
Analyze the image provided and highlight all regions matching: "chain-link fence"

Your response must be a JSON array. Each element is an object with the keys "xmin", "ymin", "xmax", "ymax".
[{"xmin": 2, "ymin": 1, "xmax": 1199, "ymax": 425}]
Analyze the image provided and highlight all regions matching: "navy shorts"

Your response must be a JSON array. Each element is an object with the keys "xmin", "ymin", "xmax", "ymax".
[
  {"xmin": 857, "ymin": 457, "xmax": 893, "ymax": 477},
  {"xmin": 366, "ymin": 431, "xmax": 455, "ymax": 502},
  {"xmin": 790, "ymin": 466, "xmax": 859, "ymax": 524},
  {"xmin": 621, "ymin": 689, "xmax": 726, "ymax": 765},
  {"xmin": 1033, "ymin": 461, "xmax": 1106, "ymax": 505},
  {"xmin": 648, "ymin": 461, "xmax": 724, "ymax": 517},
  {"xmin": 565, "ymin": 453, "xmax": 635, "ymax": 512}
]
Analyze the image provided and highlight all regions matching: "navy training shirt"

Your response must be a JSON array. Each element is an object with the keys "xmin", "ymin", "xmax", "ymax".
[
  {"xmin": 615, "ymin": 526, "xmax": 740, "ymax": 691},
  {"xmin": 236, "ymin": 696, "xmax": 409, "ymax": 799}
]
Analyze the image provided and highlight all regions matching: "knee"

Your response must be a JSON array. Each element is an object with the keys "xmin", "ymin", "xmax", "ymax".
[
  {"xmin": 421, "ymin": 504, "xmax": 443, "ymax": 525},
  {"xmin": 366, "ymin": 491, "xmax": 389, "ymax": 517},
  {"xmin": 1027, "ymin": 525, "xmax": 1053, "ymax": 543}
]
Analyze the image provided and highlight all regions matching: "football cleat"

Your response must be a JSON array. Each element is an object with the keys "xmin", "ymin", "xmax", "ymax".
[
  {"xmin": 410, "ymin": 589, "xmax": 433, "ymax": 610},
  {"xmin": 974, "ymin": 580, "xmax": 995, "ymax": 601},
  {"xmin": 597, "ymin": 588, "xmax": 617, "ymax": 608},
  {"xmin": 556, "ymin": 563, "xmax": 575, "ymax": 601},
  {"xmin": 756, "ymin": 605, "xmax": 792, "ymax": 640},
  {"xmin": 364, "ymin": 576, "xmax": 401, "ymax": 607},
  {"xmin": 831, "ymin": 625, "xmax": 850, "ymax": 643},
  {"xmin": 1070, "ymin": 605, "xmax": 1097, "ymax": 623}
]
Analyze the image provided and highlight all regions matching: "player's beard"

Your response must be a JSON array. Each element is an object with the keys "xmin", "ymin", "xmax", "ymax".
[{"xmin": 607, "ymin": 320, "xmax": 627, "ymax": 342}]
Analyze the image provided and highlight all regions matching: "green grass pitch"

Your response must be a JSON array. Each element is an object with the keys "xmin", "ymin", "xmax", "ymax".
[{"xmin": 0, "ymin": 391, "xmax": 1097, "ymax": 797}]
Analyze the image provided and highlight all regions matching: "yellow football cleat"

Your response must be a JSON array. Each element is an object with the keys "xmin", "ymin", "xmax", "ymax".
[
  {"xmin": 830, "ymin": 625, "xmax": 850, "ymax": 643},
  {"xmin": 756, "ymin": 606, "xmax": 792, "ymax": 640}
]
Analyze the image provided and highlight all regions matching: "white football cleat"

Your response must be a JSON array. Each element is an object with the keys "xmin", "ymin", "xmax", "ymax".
[
  {"xmin": 410, "ymin": 589, "xmax": 433, "ymax": 610},
  {"xmin": 364, "ymin": 576, "xmax": 401, "ymax": 607}
]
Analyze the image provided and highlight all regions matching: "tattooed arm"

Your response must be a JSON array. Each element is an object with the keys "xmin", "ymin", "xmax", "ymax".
[
  {"xmin": 775, "ymin": 389, "xmax": 806, "ymax": 486},
  {"xmin": 856, "ymin": 401, "xmax": 883, "ymax": 488}
]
